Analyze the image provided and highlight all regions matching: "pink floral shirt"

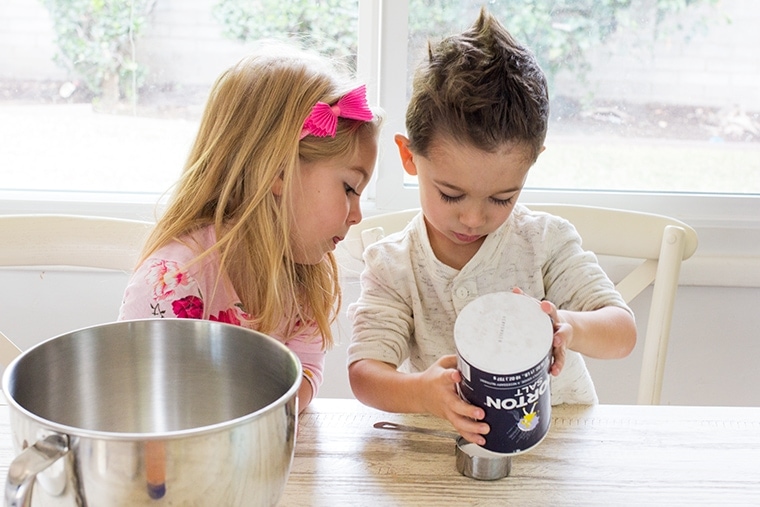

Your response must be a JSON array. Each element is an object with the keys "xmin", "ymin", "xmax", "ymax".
[{"xmin": 118, "ymin": 226, "xmax": 325, "ymax": 395}]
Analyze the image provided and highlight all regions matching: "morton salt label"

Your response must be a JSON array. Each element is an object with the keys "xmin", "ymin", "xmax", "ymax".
[{"xmin": 455, "ymin": 291, "xmax": 553, "ymax": 455}]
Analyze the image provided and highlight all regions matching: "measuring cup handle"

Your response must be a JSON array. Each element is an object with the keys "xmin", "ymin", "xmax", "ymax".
[
  {"xmin": 373, "ymin": 421, "xmax": 460, "ymax": 440},
  {"xmin": 5, "ymin": 434, "xmax": 69, "ymax": 507}
]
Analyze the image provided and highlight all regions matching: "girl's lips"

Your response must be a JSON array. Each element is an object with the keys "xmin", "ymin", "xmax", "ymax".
[
  {"xmin": 332, "ymin": 236, "xmax": 343, "ymax": 245},
  {"xmin": 453, "ymin": 232, "xmax": 482, "ymax": 243}
]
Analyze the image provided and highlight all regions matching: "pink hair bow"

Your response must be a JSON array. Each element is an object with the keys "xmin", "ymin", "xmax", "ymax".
[{"xmin": 300, "ymin": 85, "xmax": 373, "ymax": 140}]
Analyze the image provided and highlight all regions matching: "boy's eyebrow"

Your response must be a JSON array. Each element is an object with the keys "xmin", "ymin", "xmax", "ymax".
[{"xmin": 436, "ymin": 180, "xmax": 522, "ymax": 195}]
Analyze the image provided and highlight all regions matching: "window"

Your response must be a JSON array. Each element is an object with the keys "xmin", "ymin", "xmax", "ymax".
[
  {"xmin": 0, "ymin": 0, "xmax": 360, "ymax": 216},
  {"xmin": 375, "ymin": 0, "xmax": 759, "ymax": 199},
  {"xmin": 2, "ymin": 0, "xmax": 758, "ymax": 283}
]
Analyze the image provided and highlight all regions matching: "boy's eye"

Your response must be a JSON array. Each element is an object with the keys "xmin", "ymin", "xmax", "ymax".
[
  {"xmin": 344, "ymin": 183, "xmax": 360, "ymax": 196},
  {"xmin": 439, "ymin": 192, "xmax": 464, "ymax": 203},
  {"xmin": 490, "ymin": 196, "xmax": 514, "ymax": 207}
]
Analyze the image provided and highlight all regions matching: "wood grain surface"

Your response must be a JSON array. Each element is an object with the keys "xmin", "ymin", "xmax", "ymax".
[
  {"xmin": 1, "ymin": 396, "xmax": 758, "ymax": 506},
  {"xmin": 279, "ymin": 399, "xmax": 760, "ymax": 506}
]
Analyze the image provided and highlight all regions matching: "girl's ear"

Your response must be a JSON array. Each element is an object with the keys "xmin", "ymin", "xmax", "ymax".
[
  {"xmin": 394, "ymin": 134, "xmax": 418, "ymax": 177},
  {"xmin": 271, "ymin": 171, "xmax": 284, "ymax": 196}
]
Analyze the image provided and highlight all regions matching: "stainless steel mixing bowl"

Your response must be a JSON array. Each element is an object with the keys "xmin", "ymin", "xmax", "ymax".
[{"xmin": 2, "ymin": 318, "xmax": 301, "ymax": 506}]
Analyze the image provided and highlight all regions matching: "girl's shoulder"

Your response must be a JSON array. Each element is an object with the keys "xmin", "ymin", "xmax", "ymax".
[
  {"xmin": 148, "ymin": 225, "xmax": 218, "ymax": 264},
  {"xmin": 135, "ymin": 226, "xmax": 223, "ymax": 288}
]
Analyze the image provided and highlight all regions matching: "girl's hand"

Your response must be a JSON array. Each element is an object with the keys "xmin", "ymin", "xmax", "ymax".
[
  {"xmin": 418, "ymin": 354, "xmax": 490, "ymax": 445},
  {"xmin": 511, "ymin": 287, "xmax": 573, "ymax": 377}
]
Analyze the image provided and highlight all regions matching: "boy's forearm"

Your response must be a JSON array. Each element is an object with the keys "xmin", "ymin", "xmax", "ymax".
[
  {"xmin": 348, "ymin": 359, "xmax": 425, "ymax": 414},
  {"xmin": 565, "ymin": 306, "xmax": 637, "ymax": 359}
]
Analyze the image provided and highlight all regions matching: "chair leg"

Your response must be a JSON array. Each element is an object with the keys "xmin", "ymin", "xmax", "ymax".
[
  {"xmin": 0, "ymin": 330, "xmax": 22, "ymax": 367},
  {"xmin": 637, "ymin": 225, "xmax": 688, "ymax": 405}
]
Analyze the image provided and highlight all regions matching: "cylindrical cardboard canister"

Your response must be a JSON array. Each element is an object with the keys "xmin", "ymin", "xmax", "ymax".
[{"xmin": 455, "ymin": 292, "xmax": 553, "ymax": 455}]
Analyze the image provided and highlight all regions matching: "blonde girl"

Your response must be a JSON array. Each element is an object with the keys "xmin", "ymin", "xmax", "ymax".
[{"xmin": 120, "ymin": 42, "xmax": 383, "ymax": 412}]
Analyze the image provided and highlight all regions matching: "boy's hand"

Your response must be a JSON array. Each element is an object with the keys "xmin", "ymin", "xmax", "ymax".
[
  {"xmin": 511, "ymin": 287, "xmax": 572, "ymax": 377},
  {"xmin": 538, "ymin": 299, "xmax": 573, "ymax": 376},
  {"xmin": 419, "ymin": 354, "xmax": 490, "ymax": 445}
]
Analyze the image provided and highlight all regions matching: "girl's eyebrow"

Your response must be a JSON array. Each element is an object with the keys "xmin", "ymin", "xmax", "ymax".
[
  {"xmin": 351, "ymin": 166, "xmax": 372, "ymax": 182},
  {"xmin": 435, "ymin": 180, "xmax": 521, "ymax": 195}
]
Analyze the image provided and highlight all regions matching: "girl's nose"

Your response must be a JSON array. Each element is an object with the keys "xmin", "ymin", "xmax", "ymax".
[{"xmin": 348, "ymin": 200, "xmax": 363, "ymax": 225}]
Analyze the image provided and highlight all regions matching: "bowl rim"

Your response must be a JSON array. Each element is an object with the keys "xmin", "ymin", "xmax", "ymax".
[{"xmin": 1, "ymin": 318, "xmax": 302, "ymax": 441}]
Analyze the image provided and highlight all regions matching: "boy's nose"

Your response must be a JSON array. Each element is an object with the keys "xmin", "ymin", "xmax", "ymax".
[{"xmin": 459, "ymin": 205, "xmax": 486, "ymax": 229}]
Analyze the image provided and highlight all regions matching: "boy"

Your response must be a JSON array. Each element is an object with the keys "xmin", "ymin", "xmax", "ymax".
[{"xmin": 347, "ymin": 9, "xmax": 636, "ymax": 446}]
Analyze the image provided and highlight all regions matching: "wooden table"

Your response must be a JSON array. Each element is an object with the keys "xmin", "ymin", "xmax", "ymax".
[
  {"xmin": 279, "ymin": 398, "xmax": 760, "ymax": 506},
  {"xmin": 1, "ymin": 397, "xmax": 758, "ymax": 506}
]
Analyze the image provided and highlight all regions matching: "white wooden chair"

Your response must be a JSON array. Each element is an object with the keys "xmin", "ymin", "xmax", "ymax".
[
  {"xmin": 0, "ymin": 214, "xmax": 154, "ymax": 365},
  {"xmin": 341, "ymin": 205, "xmax": 698, "ymax": 405}
]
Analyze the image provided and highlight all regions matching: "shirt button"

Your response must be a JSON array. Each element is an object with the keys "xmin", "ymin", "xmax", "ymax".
[{"xmin": 455, "ymin": 286, "xmax": 470, "ymax": 299}]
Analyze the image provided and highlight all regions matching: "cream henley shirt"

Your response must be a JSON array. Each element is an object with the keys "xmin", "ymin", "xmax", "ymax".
[{"xmin": 347, "ymin": 205, "xmax": 633, "ymax": 405}]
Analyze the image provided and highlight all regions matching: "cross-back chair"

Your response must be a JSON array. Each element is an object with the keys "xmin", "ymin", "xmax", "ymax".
[
  {"xmin": 0, "ymin": 214, "xmax": 154, "ymax": 365},
  {"xmin": 341, "ymin": 204, "xmax": 698, "ymax": 405}
]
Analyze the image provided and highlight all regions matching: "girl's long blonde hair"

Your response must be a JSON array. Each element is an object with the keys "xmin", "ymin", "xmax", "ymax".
[{"xmin": 141, "ymin": 42, "xmax": 382, "ymax": 349}]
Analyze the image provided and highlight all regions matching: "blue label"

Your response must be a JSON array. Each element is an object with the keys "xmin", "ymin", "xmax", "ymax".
[{"xmin": 458, "ymin": 350, "xmax": 551, "ymax": 454}]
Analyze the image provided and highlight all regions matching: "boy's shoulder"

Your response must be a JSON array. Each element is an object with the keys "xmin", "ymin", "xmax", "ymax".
[
  {"xmin": 503, "ymin": 204, "xmax": 578, "ymax": 245},
  {"xmin": 361, "ymin": 211, "xmax": 422, "ymax": 261},
  {"xmin": 367, "ymin": 212, "xmax": 419, "ymax": 245},
  {"xmin": 511, "ymin": 203, "xmax": 568, "ymax": 228}
]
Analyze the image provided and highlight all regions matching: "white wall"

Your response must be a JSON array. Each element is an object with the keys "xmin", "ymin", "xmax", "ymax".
[
  {"xmin": 0, "ymin": 269, "xmax": 129, "ymax": 352},
  {"xmin": 1, "ymin": 259, "xmax": 758, "ymax": 407}
]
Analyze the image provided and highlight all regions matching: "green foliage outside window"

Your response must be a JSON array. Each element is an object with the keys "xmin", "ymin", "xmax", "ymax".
[
  {"xmin": 211, "ymin": 0, "xmax": 718, "ymax": 88},
  {"xmin": 406, "ymin": 0, "xmax": 719, "ymax": 86},
  {"xmin": 212, "ymin": 0, "xmax": 359, "ymax": 68},
  {"xmin": 40, "ymin": 0, "xmax": 718, "ymax": 104},
  {"xmin": 40, "ymin": 0, "xmax": 157, "ymax": 104}
]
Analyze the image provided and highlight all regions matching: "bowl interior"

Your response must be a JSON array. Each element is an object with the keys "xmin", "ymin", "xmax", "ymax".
[{"xmin": 4, "ymin": 319, "xmax": 300, "ymax": 434}]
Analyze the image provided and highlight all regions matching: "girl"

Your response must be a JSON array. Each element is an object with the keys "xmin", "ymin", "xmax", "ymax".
[{"xmin": 120, "ymin": 42, "xmax": 383, "ymax": 412}]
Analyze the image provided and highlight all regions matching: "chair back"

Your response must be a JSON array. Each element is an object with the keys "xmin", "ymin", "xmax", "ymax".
[
  {"xmin": 0, "ymin": 214, "xmax": 154, "ymax": 364},
  {"xmin": 342, "ymin": 205, "xmax": 698, "ymax": 405},
  {"xmin": 0, "ymin": 214, "xmax": 153, "ymax": 271}
]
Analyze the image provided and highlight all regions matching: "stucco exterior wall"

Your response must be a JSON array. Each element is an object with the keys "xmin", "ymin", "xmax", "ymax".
[{"xmin": 1, "ymin": 0, "xmax": 758, "ymax": 109}]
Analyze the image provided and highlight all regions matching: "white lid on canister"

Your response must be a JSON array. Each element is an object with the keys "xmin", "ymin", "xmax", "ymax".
[{"xmin": 454, "ymin": 292, "xmax": 552, "ymax": 374}]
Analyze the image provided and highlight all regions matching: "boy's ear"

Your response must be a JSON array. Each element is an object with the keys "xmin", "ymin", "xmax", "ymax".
[{"xmin": 394, "ymin": 134, "xmax": 418, "ymax": 176}]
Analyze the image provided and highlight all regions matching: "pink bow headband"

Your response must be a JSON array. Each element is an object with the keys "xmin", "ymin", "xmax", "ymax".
[{"xmin": 300, "ymin": 85, "xmax": 373, "ymax": 140}]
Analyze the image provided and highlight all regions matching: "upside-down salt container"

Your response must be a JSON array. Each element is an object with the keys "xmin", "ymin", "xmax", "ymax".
[{"xmin": 455, "ymin": 291, "xmax": 553, "ymax": 455}]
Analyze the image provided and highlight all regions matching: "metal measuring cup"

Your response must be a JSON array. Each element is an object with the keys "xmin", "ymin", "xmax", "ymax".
[{"xmin": 373, "ymin": 421, "xmax": 512, "ymax": 480}]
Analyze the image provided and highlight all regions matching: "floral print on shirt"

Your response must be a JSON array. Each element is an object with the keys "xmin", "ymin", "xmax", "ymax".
[
  {"xmin": 146, "ymin": 260, "xmax": 190, "ymax": 300},
  {"xmin": 172, "ymin": 295, "xmax": 204, "ymax": 319},
  {"xmin": 210, "ymin": 307, "xmax": 242, "ymax": 325},
  {"xmin": 142, "ymin": 259, "xmax": 246, "ymax": 323}
]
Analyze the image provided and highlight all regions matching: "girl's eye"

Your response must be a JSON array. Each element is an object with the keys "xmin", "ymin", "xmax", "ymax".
[
  {"xmin": 439, "ymin": 192, "xmax": 464, "ymax": 204},
  {"xmin": 344, "ymin": 183, "xmax": 360, "ymax": 196},
  {"xmin": 490, "ymin": 196, "xmax": 514, "ymax": 207}
]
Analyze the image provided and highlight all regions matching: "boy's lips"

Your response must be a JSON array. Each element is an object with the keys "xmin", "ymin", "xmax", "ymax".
[{"xmin": 453, "ymin": 232, "xmax": 482, "ymax": 243}]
